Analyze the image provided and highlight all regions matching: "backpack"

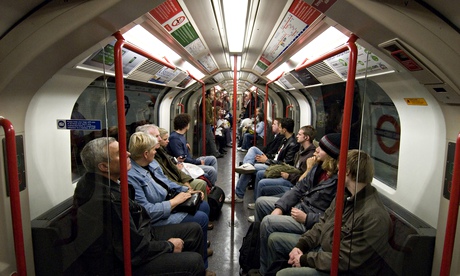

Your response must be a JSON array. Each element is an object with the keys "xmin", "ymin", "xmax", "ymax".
[
  {"xmin": 207, "ymin": 185, "xmax": 225, "ymax": 221},
  {"xmin": 239, "ymin": 221, "xmax": 261, "ymax": 273}
]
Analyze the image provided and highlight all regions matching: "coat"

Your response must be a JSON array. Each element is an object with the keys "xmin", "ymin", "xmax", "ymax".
[
  {"xmin": 265, "ymin": 134, "xmax": 300, "ymax": 166},
  {"xmin": 73, "ymin": 173, "xmax": 174, "ymax": 275},
  {"xmin": 295, "ymin": 184, "xmax": 391, "ymax": 275},
  {"xmin": 127, "ymin": 159, "xmax": 188, "ymax": 225},
  {"xmin": 274, "ymin": 164, "xmax": 338, "ymax": 229}
]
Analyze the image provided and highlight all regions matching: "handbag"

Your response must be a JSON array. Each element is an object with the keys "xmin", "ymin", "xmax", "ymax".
[{"xmin": 174, "ymin": 193, "xmax": 202, "ymax": 215}]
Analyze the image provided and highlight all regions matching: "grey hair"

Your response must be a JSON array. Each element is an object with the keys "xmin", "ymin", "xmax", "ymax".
[
  {"xmin": 136, "ymin": 124, "xmax": 158, "ymax": 134},
  {"xmin": 80, "ymin": 137, "xmax": 116, "ymax": 173}
]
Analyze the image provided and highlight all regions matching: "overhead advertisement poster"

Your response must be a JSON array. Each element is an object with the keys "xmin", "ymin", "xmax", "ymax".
[
  {"xmin": 324, "ymin": 44, "xmax": 393, "ymax": 80},
  {"xmin": 81, "ymin": 41, "xmax": 146, "ymax": 75},
  {"xmin": 150, "ymin": 0, "xmax": 217, "ymax": 73},
  {"xmin": 255, "ymin": 0, "xmax": 321, "ymax": 73}
]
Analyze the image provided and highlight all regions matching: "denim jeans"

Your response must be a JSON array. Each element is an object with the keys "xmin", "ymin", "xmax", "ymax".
[
  {"xmin": 235, "ymin": 163, "xmax": 268, "ymax": 198},
  {"xmin": 242, "ymin": 146, "xmax": 264, "ymax": 165},
  {"xmin": 254, "ymin": 177, "xmax": 293, "ymax": 200},
  {"xmin": 198, "ymin": 156, "xmax": 218, "ymax": 185}
]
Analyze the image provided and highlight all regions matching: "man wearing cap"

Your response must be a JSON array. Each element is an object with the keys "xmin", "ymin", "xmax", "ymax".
[{"xmin": 252, "ymin": 133, "xmax": 342, "ymax": 275}]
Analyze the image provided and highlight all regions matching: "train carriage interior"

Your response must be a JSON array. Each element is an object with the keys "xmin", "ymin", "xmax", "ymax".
[{"xmin": 1, "ymin": 0, "xmax": 460, "ymax": 275}]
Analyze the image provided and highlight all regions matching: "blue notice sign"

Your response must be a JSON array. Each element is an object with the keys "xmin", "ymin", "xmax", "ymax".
[{"xmin": 57, "ymin": 119, "xmax": 102, "ymax": 130}]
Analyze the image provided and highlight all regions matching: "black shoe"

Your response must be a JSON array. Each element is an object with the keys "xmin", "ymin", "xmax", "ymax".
[
  {"xmin": 215, "ymin": 153, "xmax": 224, "ymax": 158},
  {"xmin": 220, "ymin": 148, "xmax": 228, "ymax": 153}
]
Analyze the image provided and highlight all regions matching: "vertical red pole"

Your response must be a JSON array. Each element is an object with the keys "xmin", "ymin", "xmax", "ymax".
[
  {"xmin": 231, "ymin": 55, "xmax": 238, "ymax": 224},
  {"xmin": 202, "ymin": 84, "xmax": 206, "ymax": 155},
  {"xmin": 113, "ymin": 32, "xmax": 132, "ymax": 276},
  {"xmin": 177, "ymin": 103, "xmax": 184, "ymax": 113},
  {"xmin": 285, "ymin": 105, "xmax": 293, "ymax": 118},
  {"xmin": 253, "ymin": 88, "xmax": 258, "ymax": 146},
  {"xmin": 0, "ymin": 117, "xmax": 27, "ymax": 276},
  {"xmin": 330, "ymin": 35, "xmax": 358, "ymax": 275},
  {"xmin": 440, "ymin": 133, "xmax": 460, "ymax": 276}
]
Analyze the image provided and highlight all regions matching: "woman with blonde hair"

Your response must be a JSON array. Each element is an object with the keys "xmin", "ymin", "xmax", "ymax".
[{"xmin": 127, "ymin": 132, "xmax": 214, "ymax": 271}]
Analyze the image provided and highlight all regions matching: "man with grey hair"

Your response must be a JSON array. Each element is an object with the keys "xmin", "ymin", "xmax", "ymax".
[{"xmin": 73, "ymin": 137, "xmax": 207, "ymax": 275}]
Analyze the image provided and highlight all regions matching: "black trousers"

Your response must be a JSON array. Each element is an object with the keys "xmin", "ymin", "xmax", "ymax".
[{"xmin": 133, "ymin": 222, "xmax": 205, "ymax": 276}]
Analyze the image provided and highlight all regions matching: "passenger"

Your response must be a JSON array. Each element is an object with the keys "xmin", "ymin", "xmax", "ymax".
[
  {"xmin": 225, "ymin": 118, "xmax": 299, "ymax": 203},
  {"xmin": 237, "ymin": 91, "xmax": 256, "ymax": 146},
  {"xmin": 250, "ymin": 125, "xmax": 317, "ymax": 205},
  {"xmin": 214, "ymin": 106, "xmax": 231, "ymax": 154},
  {"xmin": 254, "ymin": 133, "xmax": 341, "ymax": 275},
  {"xmin": 200, "ymin": 89, "xmax": 224, "ymax": 158},
  {"xmin": 127, "ymin": 132, "xmax": 213, "ymax": 269},
  {"xmin": 136, "ymin": 124, "xmax": 209, "ymax": 201},
  {"xmin": 73, "ymin": 137, "xmax": 205, "ymax": 276},
  {"xmin": 167, "ymin": 113, "xmax": 218, "ymax": 186},
  {"xmin": 239, "ymin": 112, "xmax": 265, "ymax": 151},
  {"xmin": 159, "ymin": 127, "xmax": 211, "ymax": 182},
  {"xmin": 274, "ymin": 150, "xmax": 391, "ymax": 276}
]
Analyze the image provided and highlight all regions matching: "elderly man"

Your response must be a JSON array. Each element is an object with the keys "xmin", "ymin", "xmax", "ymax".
[{"xmin": 73, "ymin": 137, "xmax": 210, "ymax": 275}]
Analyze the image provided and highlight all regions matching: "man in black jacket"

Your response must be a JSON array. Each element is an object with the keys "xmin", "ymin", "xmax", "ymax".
[
  {"xmin": 73, "ymin": 137, "xmax": 212, "ymax": 275},
  {"xmin": 225, "ymin": 118, "xmax": 299, "ymax": 203}
]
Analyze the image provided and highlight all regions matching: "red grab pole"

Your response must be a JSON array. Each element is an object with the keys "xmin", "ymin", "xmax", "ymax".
[
  {"xmin": 329, "ymin": 34, "xmax": 358, "ymax": 275},
  {"xmin": 440, "ymin": 133, "xmax": 460, "ymax": 275},
  {"xmin": 113, "ymin": 32, "xmax": 132, "ymax": 276},
  {"xmin": 0, "ymin": 117, "xmax": 27, "ymax": 276},
  {"xmin": 294, "ymin": 34, "xmax": 359, "ymax": 275},
  {"xmin": 285, "ymin": 105, "xmax": 293, "ymax": 118}
]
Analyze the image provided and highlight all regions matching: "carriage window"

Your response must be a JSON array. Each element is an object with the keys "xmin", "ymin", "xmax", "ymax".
[
  {"xmin": 71, "ymin": 76, "xmax": 162, "ymax": 181},
  {"xmin": 309, "ymin": 79, "xmax": 399, "ymax": 189}
]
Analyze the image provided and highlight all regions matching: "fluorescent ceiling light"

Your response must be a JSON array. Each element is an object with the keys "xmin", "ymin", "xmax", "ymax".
[
  {"xmin": 230, "ymin": 55, "xmax": 242, "ymax": 71},
  {"xmin": 290, "ymin": 27, "xmax": 348, "ymax": 64},
  {"xmin": 267, "ymin": 62, "xmax": 290, "ymax": 80},
  {"xmin": 182, "ymin": 61, "xmax": 205, "ymax": 80},
  {"xmin": 124, "ymin": 25, "xmax": 181, "ymax": 62},
  {"xmin": 223, "ymin": 0, "xmax": 248, "ymax": 53}
]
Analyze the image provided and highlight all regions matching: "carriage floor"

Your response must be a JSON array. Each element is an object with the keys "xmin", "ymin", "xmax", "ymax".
[{"xmin": 207, "ymin": 148, "xmax": 254, "ymax": 275}]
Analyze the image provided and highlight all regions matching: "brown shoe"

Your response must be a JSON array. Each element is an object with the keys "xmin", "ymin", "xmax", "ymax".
[
  {"xmin": 207, "ymin": 248, "xmax": 214, "ymax": 257},
  {"xmin": 208, "ymin": 222, "xmax": 214, "ymax": 230},
  {"xmin": 205, "ymin": 270, "xmax": 216, "ymax": 276}
]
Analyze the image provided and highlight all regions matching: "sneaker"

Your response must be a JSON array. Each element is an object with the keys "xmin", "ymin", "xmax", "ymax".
[
  {"xmin": 247, "ymin": 203, "xmax": 255, "ymax": 210},
  {"xmin": 240, "ymin": 148, "xmax": 247, "ymax": 152},
  {"xmin": 224, "ymin": 195, "xmax": 244, "ymax": 203},
  {"xmin": 248, "ymin": 215, "xmax": 255, "ymax": 222},
  {"xmin": 235, "ymin": 163, "xmax": 256, "ymax": 174}
]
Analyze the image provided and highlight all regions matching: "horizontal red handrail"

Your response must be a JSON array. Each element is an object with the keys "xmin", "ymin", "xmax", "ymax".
[{"xmin": 0, "ymin": 117, "xmax": 27, "ymax": 276}]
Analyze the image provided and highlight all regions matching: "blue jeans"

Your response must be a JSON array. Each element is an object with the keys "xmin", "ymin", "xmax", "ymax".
[
  {"xmin": 198, "ymin": 156, "xmax": 218, "ymax": 185},
  {"xmin": 181, "ymin": 201, "xmax": 210, "ymax": 268},
  {"xmin": 235, "ymin": 163, "xmax": 268, "ymax": 198},
  {"xmin": 242, "ymin": 146, "xmax": 264, "ymax": 164},
  {"xmin": 255, "ymin": 177, "xmax": 293, "ymax": 200}
]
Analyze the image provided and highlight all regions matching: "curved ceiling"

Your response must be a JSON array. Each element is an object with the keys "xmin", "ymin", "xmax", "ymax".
[{"xmin": 1, "ymin": 0, "xmax": 459, "ymax": 94}]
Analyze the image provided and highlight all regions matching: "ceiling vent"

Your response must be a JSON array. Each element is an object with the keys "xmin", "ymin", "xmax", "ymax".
[{"xmin": 379, "ymin": 38, "xmax": 460, "ymax": 104}]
